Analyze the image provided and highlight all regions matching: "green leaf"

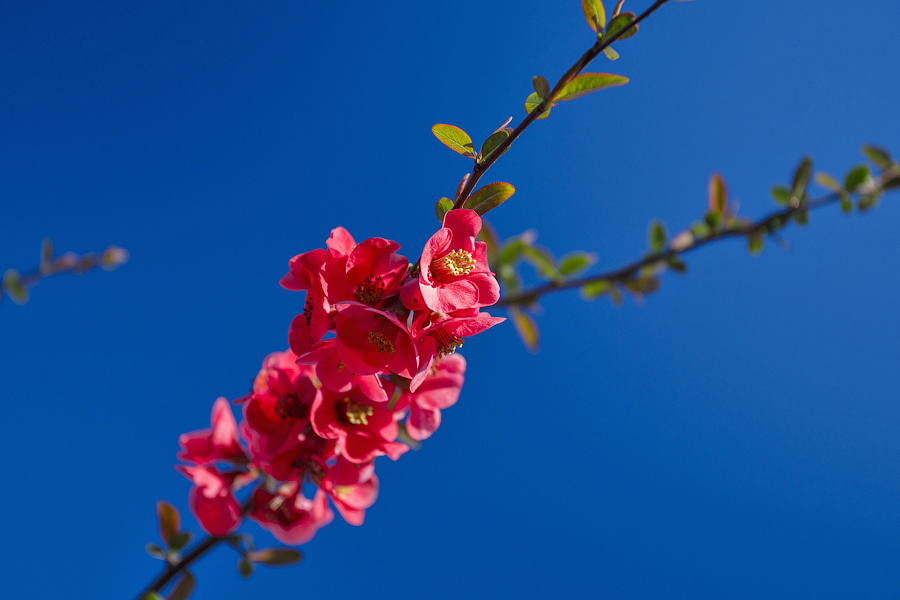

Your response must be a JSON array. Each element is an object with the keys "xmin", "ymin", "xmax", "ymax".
[
  {"xmin": 556, "ymin": 73, "xmax": 628, "ymax": 102},
  {"xmin": 580, "ymin": 279, "xmax": 611, "ymax": 300},
  {"xmin": 844, "ymin": 164, "xmax": 870, "ymax": 191},
  {"xmin": 602, "ymin": 46, "xmax": 620, "ymax": 60},
  {"xmin": 480, "ymin": 130, "xmax": 509, "ymax": 162},
  {"xmin": 606, "ymin": 12, "xmax": 638, "ymax": 40},
  {"xmin": 167, "ymin": 572, "xmax": 196, "ymax": 600},
  {"xmin": 144, "ymin": 594, "xmax": 166, "ymax": 600},
  {"xmin": 532, "ymin": 75, "xmax": 550, "ymax": 99},
  {"xmin": 791, "ymin": 156, "xmax": 813, "ymax": 199},
  {"xmin": 704, "ymin": 210, "xmax": 723, "ymax": 231},
  {"xmin": 2, "ymin": 269, "xmax": 28, "ymax": 305},
  {"xmin": 840, "ymin": 193, "xmax": 853, "ymax": 213},
  {"xmin": 770, "ymin": 185, "xmax": 791, "ymax": 206},
  {"xmin": 862, "ymin": 144, "xmax": 893, "ymax": 170},
  {"xmin": 689, "ymin": 221, "xmax": 710, "ymax": 238},
  {"xmin": 648, "ymin": 220, "xmax": 668, "ymax": 252},
  {"xmin": 435, "ymin": 197, "xmax": 453, "ymax": 223},
  {"xmin": 169, "ymin": 531, "xmax": 193, "ymax": 552},
  {"xmin": 499, "ymin": 236, "xmax": 530, "ymax": 266},
  {"xmin": 708, "ymin": 173, "xmax": 728, "ymax": 213},
  {"xmin": 522, "ymin": 245, "xmax": 558, "ymax": 279},
  {"xmin": 814, "ymin": 171, "xmax": 842, "ymax": 192},
  {"xmin": 666, "ymin": 255, "xmax": 687, "ymax": 273},
  {"xmin": 145, "ymin": 543, "xmax": 166, "ymax": 560},
  {"xmin": 508, "ymin": 305, "xmax": 539, "ymax": 353},
  {"xmin": 431, "ymin": 124, "xmax": 475, "ymax": 158},
  {"xmin": 748, "ymin": 233, "xmax": 764, "ymax": 255},
  {"xmin": 524, "ymin": 92, "xmax": 551, "ymax": 119},
  {"xmin": 237, "ymin": 558, "xmax": 255, "ymax": 578},
  {"xmin": 558, "ymin": 251, "xmax": 596, "ymax": 276},
  {"xmin": 581, "ymin": 0, "xmax": 607, "ymax": 32},
  {"xmin": 792, "ymin": 209, "xmax": 809, "ymax": 225},
  {"xmin": 858, "ymin": 194, "xmax": 879, "ymax": 211},
  {"xmin": 477, "ymin": 218, "xmax": 501, "ymax": 266},
  {"xmin": 157, "ymin": 501, "xmax": 180, "ymax": 547},
  {"xmin": 247, "ymin": 548, "xmax": 304, "ymax": 567},
  {"xmin": 883, "ymin": 170, "xmax": 900, "ymax": 189},
  {"xmin": 463, "ymin": 182, "xmax": 515, "ymax": 215}
]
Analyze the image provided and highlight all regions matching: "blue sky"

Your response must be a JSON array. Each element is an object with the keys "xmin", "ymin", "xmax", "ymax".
[{"xmin": 2, "ymin": 0, "xmax": 900, "ymax": 598}]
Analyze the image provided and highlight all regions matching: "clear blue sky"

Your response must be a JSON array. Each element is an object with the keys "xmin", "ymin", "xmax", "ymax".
[{"xmin": 2, "ymin": 1, "xmax": 900, "ymax": 598}]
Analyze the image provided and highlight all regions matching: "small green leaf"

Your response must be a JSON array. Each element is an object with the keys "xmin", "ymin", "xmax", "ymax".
[
  {"xmin": 581, "ymin": 279, "xmax": 611, "ymax": 299},
  {"xmin": 522, "ymin": 245, "xmax": 558, "ymax": 280},
  {"xmin": 770, "ymin": 185, "xmax": 792, "ymax": 205},
  {"xmin": 168, "ymin": 531, "xmax": 193, "ymax": 553},
  {"xmin": 689, "ymin": 221, "xmax": 710, "ymax": 238},
  {"xmin": 858, "ymin": 194, "xmax": 879, "ymax": 211},
  {"xmin": 708, "ymin": 173, "xmax": 728, "ymax": 213},
  {"xmin": 602, "ymin": 46, "xmax": 620, "ymax": 60},
  {"xmin": 480, "ymin": 130, "xmax": 509, "ymax": 162},
  {"xmin": 814, "ymin": 171, "xmax": 842, "ymax": 192},
  {"xmin": 844, "ymin": 164, "xmax": 871, "ymax": 191},
  {"xmin": 862, "ymin": 144, "xmax": 893, "ymax": 170},
  {"xmin": 509, "ymin": 305, "xmax": 539, "ymax": 353},
  {"xmin": 145, "ymin": 544, "xmax": 166, "ymax": 560},
  {"xmin": 435, "ymin": 197, "xmax": 453, "ymax": 223},
  {"xmin": 144, "ymin": 594, "xmax": 166, "ymax": 600},
  {"xmin": 791, "ymin": 156, "xmax": 813, "ymax": 199},
  {"xmin": 431, "ymin": 124, "xmax": 475, "ymax": 158},
  {"xmin": 748, "ymin": 233, "xmax": 764, "ymax": 255},
  {"xmin": 704, "ymin": 210, "xmax": 723, "ymax": 231},
  {"xmin": 463, "ymin": 182, "xmax": 515, "ymax": 215},
  {"xmin": 524, "ymin": 92, "xmax": 551, "ymax": 119},
  {"xmin": 238, "ymin": 558, "xmax": 255, "ymax": 578},
  {"xmin": 477, "ymin": 219, "xmax": 501, "ymax": 266},
  {"xmin": 556, "ymin": 73, "xmax": 629, "ymax": 102},
  {"xmin": 883, "ymin": 170, "xmax": 900, "ymax": 189},
  {"xmin": 606, "ymin": 12, "xmax": 638, "ymax": 40},
  {"xmin": 2, "ymin": 269, "xmax": 28, "ymax": 305},
  {"xmin": 581, "ymin": 0, "xmax": 607, "ymax": 32},
  {"xmin": 247, "ymin": 548, "xmax": 304, "ymax": 567},
  {"xmin": 840, "ymin": 193, "xmax": 853, "ymax": 213},
  {"xmin": 666, "ymin": 255, "xmax": 687, "ymax": 273},
  {"xmin": 792, "ymin": 210, "xmax": 809, "ymax": 225},
  {"xmin": 167, "ymin": 572, "xmax": 196, "ymax": 600},
  {"xmin": 499, "ymin": 237, "xmax": 530, "ymax": 266},
  {"xmin": 558, "ymin": 251, "xmax": 596, "ymax": 276},
  {"xmin": 532, "ymin": 75, "xmax": 550, "ymax": 99},
  {"xmin": 648, "ymin": 220, "xmax": 668, "ymax": 252},
  {"xmin": 157, "ymin": 501, "xmax": 180, "ymax": 547}
]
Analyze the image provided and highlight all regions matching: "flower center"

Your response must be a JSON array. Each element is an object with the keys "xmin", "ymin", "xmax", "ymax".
[
  {"xmin": 354, "ymin": 274, "xmax": 386, "ymax": 306},
  {"xmin": 433, "ymin": 328, "xmax": 464, "ymax": 357},
  {"xmin": 432, "ymin": 249, "xmax": 475, "ymax": 280},
  {"xmin": 275, "ymin": 395, "xmax": 308, "ymax": 421},
  {"xmin": 366, "ymin": 317, "xmax": 396, "ymax": 354},
  {"xmin": 342, "ymin": 398, "xmax": 374, "ymax": 426}
]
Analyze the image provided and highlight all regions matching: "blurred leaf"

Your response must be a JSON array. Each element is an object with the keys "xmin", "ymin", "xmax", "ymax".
[
  {"xmin": 532, "ymin": 75, "xmax": 550, "ymax": 99},
  {"xmin": 396, "ymin": 422, "xmax": 422, "ymax": 450},
  {"xmin": 858, "ymin": 194, "xmax": 879, "ymax": 211},
  {"xmin": 499, "ymin": 236, "xmax": 531, "ymax": 265},
  {"xmin": 606, "ymin": 12, "xmax": 638, "ymax": 40},
  {"xmin": 558, "ymin": 251, "xmax": 596, "ymax": 276},
  {"xmin": 689, "ymin": 222, "xmax": 710, "ymax": 238},
  {"xmin": 704, "ymin": 211, "xmax": 723, "ymax": 231},
  {"xmin": 435, "ymin": 197, "xmax": 453, "ymax": 223},
  {"xmin": 707, "ymin": 173, "xmax": 728, "ymax": 213},
  {"xmin": 144, "ymin": 594, "xmax": 166, "ymax": 600},
  {"xmin": 748, "ymin": 233, "xmax": 764, "ymax": 255},
  {"xmin": 602, "ymin": 46, "xmax": 620, "ymax": 60},
  {"xmin": 844, "ymin": 164, "xmax": 870, "ymax": 191},
  {"xmin": 770, "ymin": 185, "xmax": 791, "ymax": 206},
  {"xmin": 431, "ymin": 124, "xmax": 475, "ymax": 158},
  {"xmin": 167, "ymin": 573, "xmax": 195, "ymax": 600},
  {"xmin": 862, "ymin": 144, "xmax": 893, "ymax": 170},
  {"xmin": 883, "ymin": 170, "xmax": 900, "ymax": 189},
  {"xmin": 791, "ymin": 156, "xmax": 813, "ymax": 199},
  {"xmin": 2, "ymin": 269, "xmax": 28, "ymax": 305},
  {"xmin": 840, "ymin": 193, "xmax": 853, "ymax": 213},
  {"xmin": 814, "ymin": 171, "xmax": 842, "ymax": 192},
  {"xmin": 237, "ymin": 558, "xmax": 255, "ymax": 578},
  {"xmin": 524, "ymin": 92, "xmax": 552, "ymax": 119},
  {"xmin": 557, "ymin": 73, "xmax": 628, "ymax": 102},
  {"xmin": 509, "ymin": 305, "xmax": 539, "ymax": 353},
  {"xmin": 523, "ymin": 245, "xmax": 558, "ymax": 279},
  {"xmin": 157, "ymin": 501, "xmax": 180, "ymax": 547},
  {"xmin": 793, "ymin": 210, "xmax": 809, "ymax": 225},
  {"xmin": 247, "ymin": 549, "xmax": 304, "ymax": 567},
  {"xmin": 581, "ymin": 0, "xmax": 607, "ymax": 32},
  {"xmin": 40, "ymin": 237, "xmax": 53, "ymax": 265},
  {"xmin": 581, "ymin": 279, "xmax": 611, "ymax": 299},
  {"xmin": 648, "ymin": 220, "xmax": 668, "ymax": 252},
  {"xmin": 464, "ymin": 182, "xmax": 515, "ymax": 215},
  {"xmin": 477, "ymin": 218, "xmax": 501, "ymax": 266},
  {"xmin": 479, "ymin": 130, "xmax": 509, "ymax": 162},
  {"xmin": 622, "ymin": 276, "xmax": 660, "ymax": 294},
  {"xmin": 145, "ymin": 544, "xmax": 166, "ymax": 560},
  {"xmin": 169, "ymin": 531, "xmax": 193, "ymax": 552},
  {"xmin": 666, "ymin": 255, "xmax": 687, "ymax": 273}
]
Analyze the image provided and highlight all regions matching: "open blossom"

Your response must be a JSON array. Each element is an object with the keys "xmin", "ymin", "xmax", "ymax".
[
  {"xmin": 320, "ymin": 457, "xmax": 379, "ymax": 526},
  {"xmin": 250, "ymin": 484, "xmax": 333, "ymax": 545},
  {"xmin": 298, "ymin": 339, "xmax": 389, "ymax": 402},
  {"xmin": 334, "ymin": 301, "xmax": 418, "ymax": 379},
  {"xmin": 176, "ymin": 465, "xmax": 243, "ymax": 536},
  {"xmin": 320, "ymin": 237, "xmax": 409, "ymax": 308},
  {"xmin": 396, "ymin": 353, "xmax": 466, "ymax": 441},
  {"xmin": 177, "ymin": 397, "xmax": 247, "ymax": 466},
  {"xmin": 418, "ymin": 209, "xmax": 500, "ymax": 313},
  {"xmin": 311, "ymin": 386, "xmax": 408, "ymax": 464}
]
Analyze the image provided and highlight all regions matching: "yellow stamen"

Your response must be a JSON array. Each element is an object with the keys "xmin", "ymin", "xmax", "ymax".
[{"xmin": 343, "ymin": 398, "xmax": 374, "ymax": 426}]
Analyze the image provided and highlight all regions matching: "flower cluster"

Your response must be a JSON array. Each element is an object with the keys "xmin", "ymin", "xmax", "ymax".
[{"xmin": 175, "ymin": 209, "xmax": 503, "ymax": 543}]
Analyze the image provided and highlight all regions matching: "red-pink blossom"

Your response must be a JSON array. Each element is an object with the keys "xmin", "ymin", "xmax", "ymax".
[
  {"xmin": 299, "ymin": 339, "xmax": 388, "ymax": 402},
  {"xmin": 177, "ymin": 397, "xmax": 247, "ymax": 466},
  {"xmin": 419, "ymin": 209, "xmax": 500, "ymax": 313},
  {"xmin": 250, "ymin": 484, "xmax": 333, "ymax": 545},
  {"xmin": 334, "ymin": 301, "xmax": 418, "ymax": 379},
  {"xmin": 320, "ymin": 237, "xmax": 408, "ymax": 308},
  {"xmin": 396, "ymin": 353, "xmax": 466, "ymax": 440},
  {"xmin": 311, "ymin": 386, "xmax": 408, "ymax": 464},
  {"xmin": 176, "ymin": 465, "xmax": 243, "ymax": 536},
  {"xmin": 320, "ymin": 458, "xmax": 379, "ymax": 526}
]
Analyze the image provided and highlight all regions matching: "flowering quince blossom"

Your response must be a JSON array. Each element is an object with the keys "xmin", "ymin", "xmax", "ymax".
[{"xmin": 173, "ymin": 218, "xmax": 504, "ymax": 548}]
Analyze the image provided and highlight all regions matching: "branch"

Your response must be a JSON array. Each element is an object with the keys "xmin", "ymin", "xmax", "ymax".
[{"xmin": 452, "ymin": 0, "xmax": 672, "ymax": 209}]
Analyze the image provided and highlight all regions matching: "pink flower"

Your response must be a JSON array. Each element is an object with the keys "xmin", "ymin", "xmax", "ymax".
[
  {"xmin": 320, "ymin": 237, "xmax": 409, "ymax": 308},
  {"xmin": 298, "ymin": 339, "xmax": 389, "ymax": 402},
  {"xmin": 396, "ymin": 354, "xmax": 466, "ymax": 441},
  {"xmin": 320, "ymin": 458, "xmax": 379, "ymax": 526},
  {"xmin": 419, "ymin": 209, "xmax": 500, "ymax": 312},
  {"xmin": 250, "ymin": 484, "xmax": 333, "ymax": 545},
  {"xmin": 177, "ymin": 397, "xmax": 247, "ymax": 466},
  {"xmin": 311, "ymin": 386, "xmax": 408, "ymax": 464},
  {"xmin": 334, "ymin": 301, "xmax": 418, "ymax": 379},
  {"xmin": 176, "ymin": 465, "xmax": 243, "ymax": 536}
]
